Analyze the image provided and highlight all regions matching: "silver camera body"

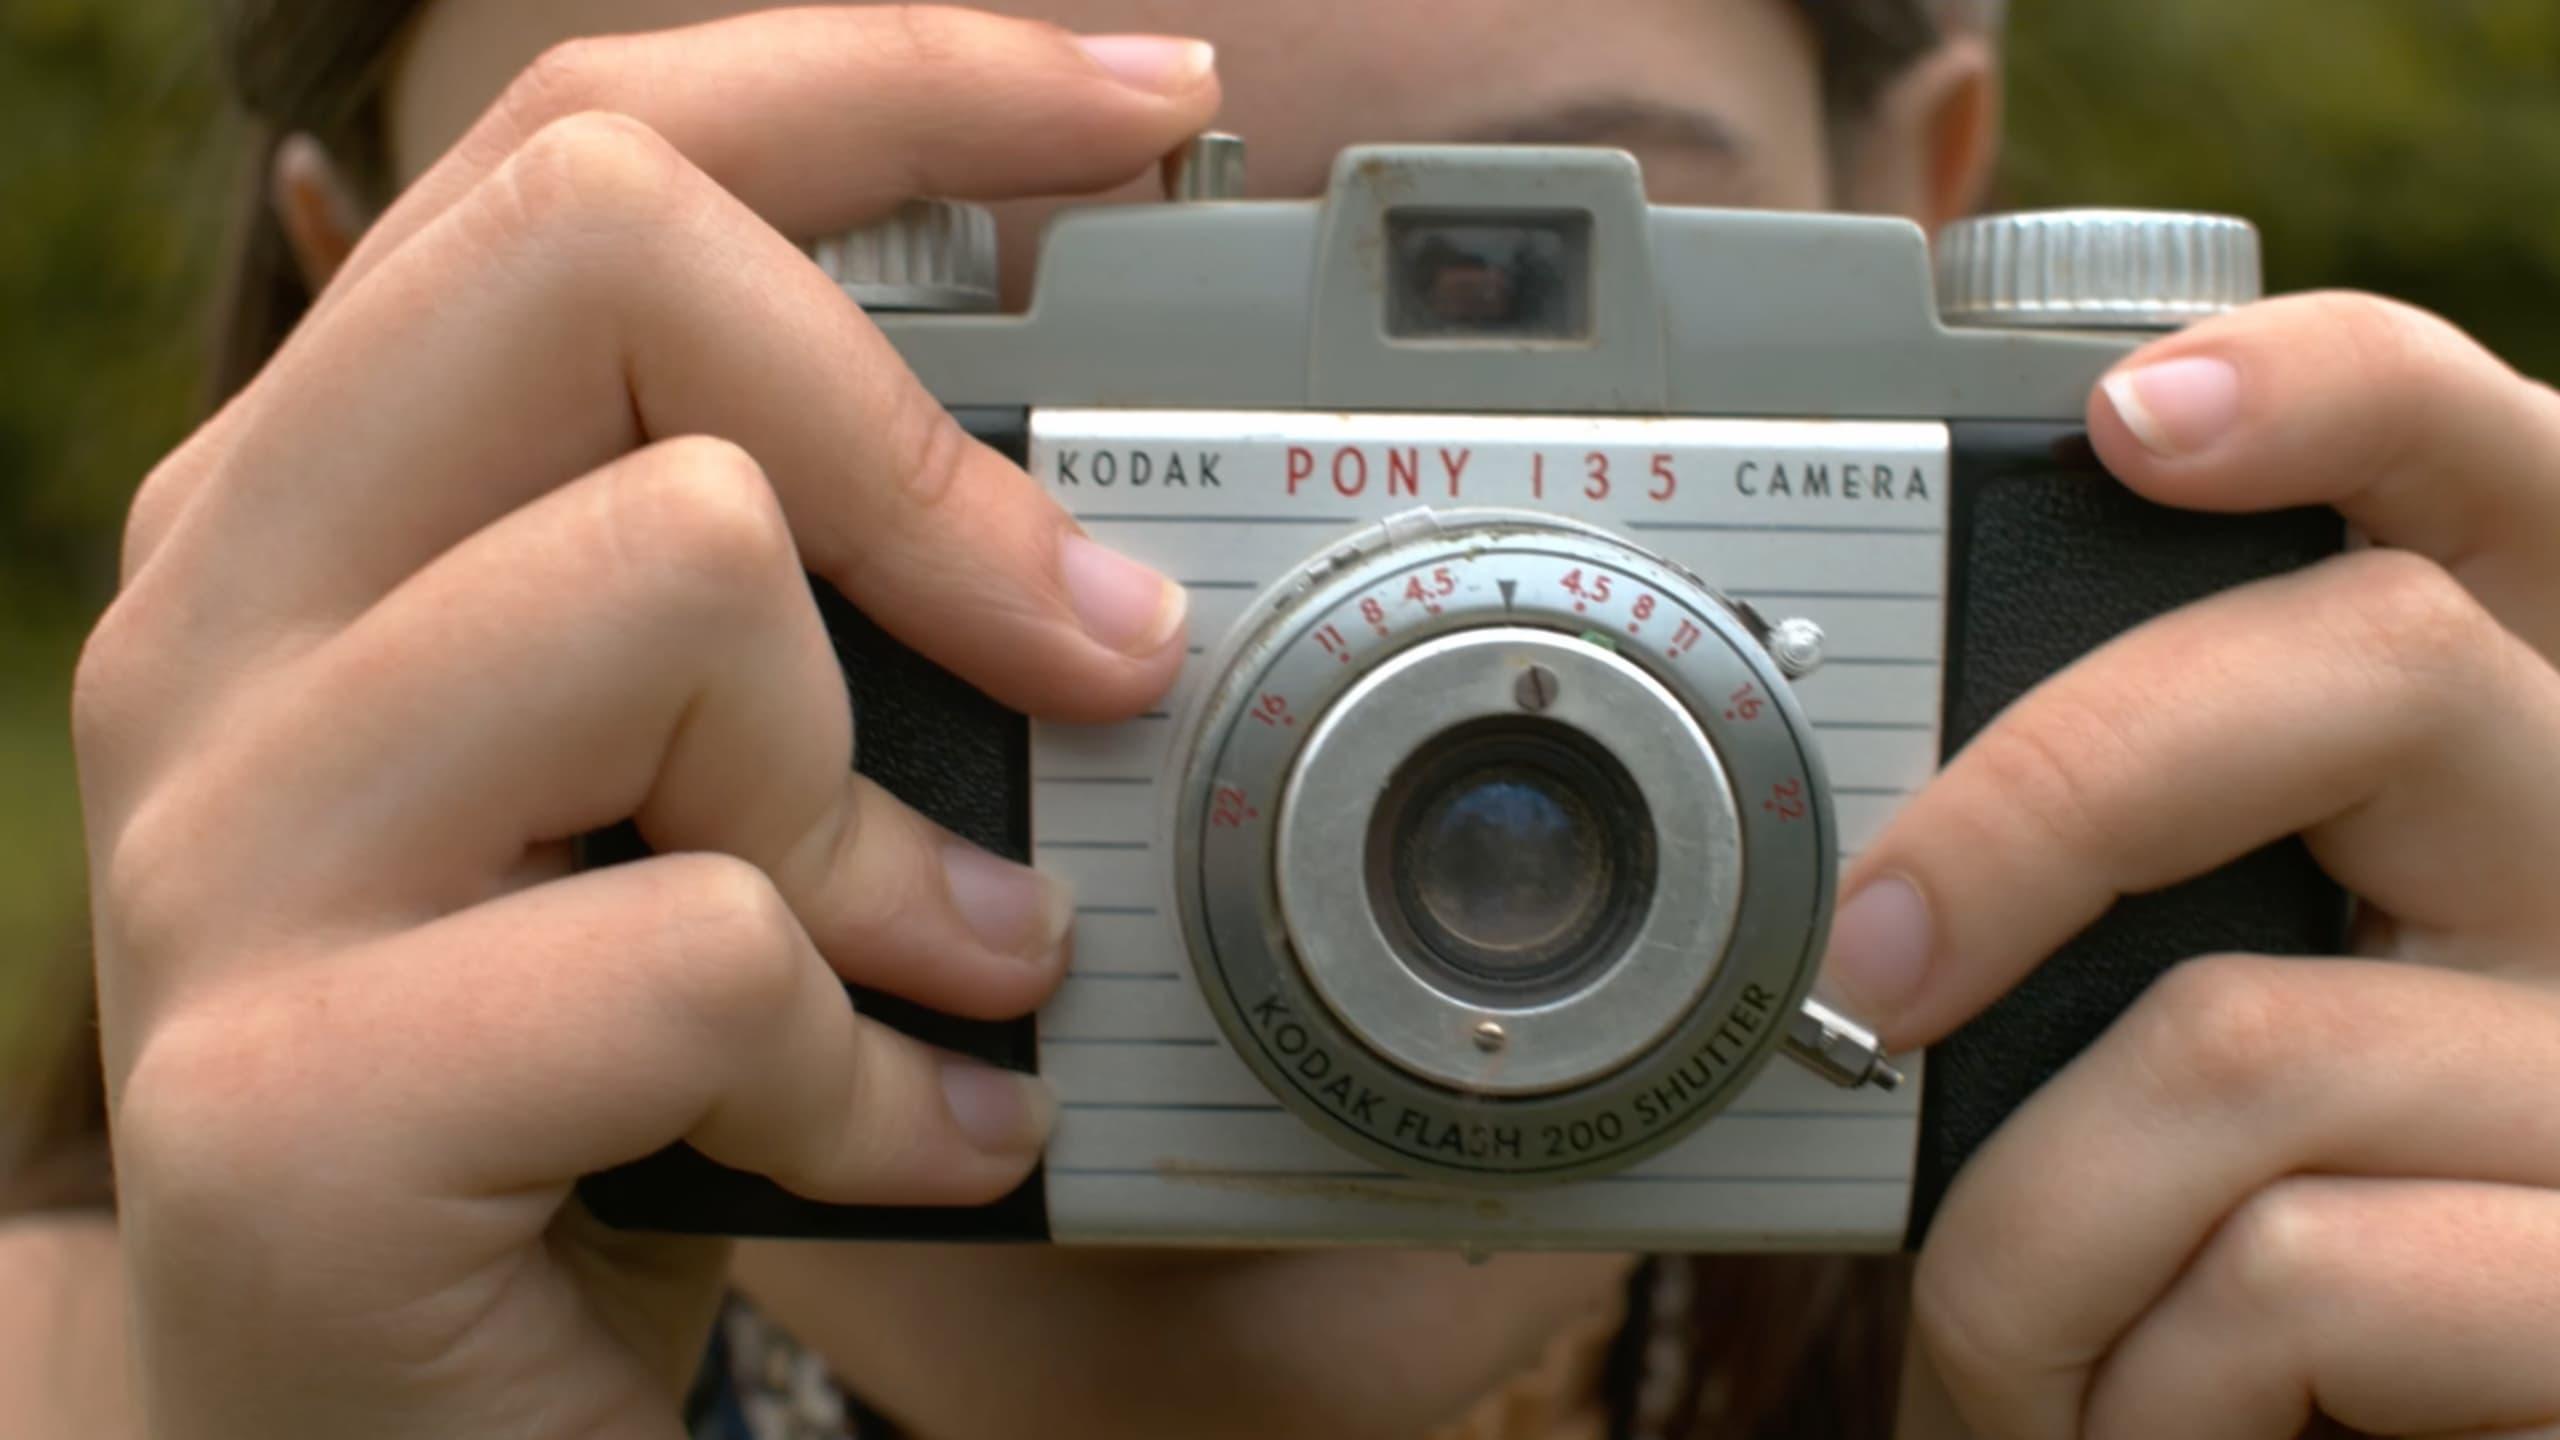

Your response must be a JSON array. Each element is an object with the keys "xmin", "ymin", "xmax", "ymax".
[
  {"xmin": 1034, "ymin": 438, "xmax": 1925, "ymax": 1252},
  {"xmin": 586, "ymin": 138, "xmax": 2338, "ymax": 1252}
]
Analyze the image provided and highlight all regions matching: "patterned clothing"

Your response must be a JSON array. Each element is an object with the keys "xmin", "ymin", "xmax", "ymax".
[
  {"xmin": 687, "ymin": 1300, "xmax": 895, "ymax": 1440},
  {"xmin": 686, "ymin": 1261, "xmax": 1701, "ymax": 1440}
]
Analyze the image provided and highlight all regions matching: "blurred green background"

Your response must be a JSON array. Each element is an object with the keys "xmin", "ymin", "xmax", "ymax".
[{"xmin": 3, "ymin": 2, "xmax": 2557, "ymax": 1110}]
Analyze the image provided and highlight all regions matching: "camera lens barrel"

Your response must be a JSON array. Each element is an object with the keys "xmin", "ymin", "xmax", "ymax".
[
  {"xmin": 1371, "ymin": 711, "xmax": 1653, "ymax": 999},
  {"xmin": 1174, "ymin": 510, "xmax": 1835, "ymax": 1185},
  {"xmin": 1278, "ymin": 628, "xmax": 1741, "ymax": 1095}
]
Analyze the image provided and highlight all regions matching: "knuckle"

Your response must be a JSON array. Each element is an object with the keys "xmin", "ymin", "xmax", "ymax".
[
  {"xmin": 494, "ymin": 36, "xmax": 615, "ymax": 134},
  {"xmin": 608, "ymin": 438, "xmax": 796, "ymax": 609},
  {"xmin": 652, "ymin": 853, "xmax": 807, "ymax": 1033},
  {"xmin": 884, "ymin": 5, "xmax": 975, "ymax": 68},
  {"xmin": 861, "ymin": 7, "xmax": 1081, "ymax": 194},
  {"xmin": 495, "ymin": 109, "xmax": 693, "ymax": 243},
  {"xmin": 819, "ymin": 403, "xmax": 979, "ymax": 605},
  {"xmin": 1910, "ymin": 1239, "xmax": 2038, "ymax": 1402},
  {"xmin": 92, "ymin": 782, "xmax": 226, "ymax": 972},
  {"xmin": 2327, "ymin": 549, "xmax": 2505, "ymax": 705},
  {"xmin": 883, "ymin": 5, "xmax": 1082, "ymax": 72},
  {"xmin": 2205, "ymin": 1177, "xmax": 2348, "ymax": 1323},
  {"xmin": 113, "ymin": 1005, "xmax": 298, "ymax": 1228},
  {"xmin": 118, "ymin": 491, "xmax": 172, "ymax": 581},
  {"xmin": 2126, "ymin": 954, "xmax": 2303, "ymax": 1118},
  {"xmin": 892, "ymin": 400, "xmax": 974, "ymax": 514},
  {"xmin": 2297, "ymin": 291, "xmax": 2473, "ymax": 388},
  {"xmin": 1962, "ymin": 687, "xmax": 2136, "ymax": 867},
  {"xmin": 70, "ymin": 594, "xmax": 151, "ymax": 759},
  {"xmin": 823, "ymin": 855, "xmax": 928, "ymax": 947},
  {"xmin": 812, "ymin": 794, "xmax": 932, "ymax": 940},
  {"xmin": 118, "ymin": 450, "xmax": 200, "ymax": 582},
  {"xmin": 2292, "ymin": 291, "xmax": 2487, "ymax": 462}
]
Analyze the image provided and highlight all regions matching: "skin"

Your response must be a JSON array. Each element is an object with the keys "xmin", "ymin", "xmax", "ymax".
[
  {"xmin": 25, "ymin": 2, "xmax": 2560, "ymax": 1438},
  {"xmin": 385, "ymin": 6, "xmax": 1877, "ymax": 1436}
]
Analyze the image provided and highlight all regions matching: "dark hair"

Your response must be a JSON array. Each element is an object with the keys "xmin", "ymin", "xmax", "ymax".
[
  {"xmin": 0, "ymin": 954, "xmax": 113, "ymax": 1216},
  {"xmin": 11, "ymin": 2, "xmax": 1951, "ymax": 1434},
  {"xmin": 1803, "ymin": 0, "xmax": 1954, "ymax": 122}
]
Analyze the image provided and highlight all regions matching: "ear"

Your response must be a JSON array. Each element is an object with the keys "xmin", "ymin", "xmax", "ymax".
[
  {"xmin": 1841, "ymin": 33, "xmax": 2002, "ymax": 230},
  {"xmin": 270, "ymin": 132, "xmax": 367, "ymax": 295}
]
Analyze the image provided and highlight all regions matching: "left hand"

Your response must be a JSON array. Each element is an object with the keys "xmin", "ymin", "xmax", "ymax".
[{"xmin": 1824, "ymin": 292, "xmax": 2560, "ymax": 1439}]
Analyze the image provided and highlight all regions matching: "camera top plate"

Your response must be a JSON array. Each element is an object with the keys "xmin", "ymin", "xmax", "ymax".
[{"xmin": 865, "ymin": 144, "xmax": 2192, "ymax": 420}]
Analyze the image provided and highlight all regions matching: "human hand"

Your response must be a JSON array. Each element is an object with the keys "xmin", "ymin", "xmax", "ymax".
[
  {"xmin": 74, "ymin": 10, "xmax": 1215, "ymax": 1437},
  {"xmin": 1834, "ymin": 294, "xmax": 2560, "ymax": 1437}
]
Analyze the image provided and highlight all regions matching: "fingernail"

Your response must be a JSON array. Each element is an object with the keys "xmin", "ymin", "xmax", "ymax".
[
  {"xmin": 939, "ymin": 1059, "xmax": 1055, "ymax": 1154},
  {"xmin": 2101, "ymin": 356, "xmax": 2241, "ymax": 457},
  {"xmin": 1822, "ymin": 875, "xmax": 1934, "ymax": 1023},
  {"xmin": 1075, "ymin": 35, "xmax": 1216, "ymax": 94},
  {"xmin": 941, "ymin": 843, "xmax": 1072, "ymax": 962},
  {"xmin": 1060, "ymin": 533, "xmax": 1187, "ymax": 656}
]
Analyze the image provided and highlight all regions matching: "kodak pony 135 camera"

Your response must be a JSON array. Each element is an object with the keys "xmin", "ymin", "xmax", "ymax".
[{"xmin": 583, "ymin": 136, "xmax": 2347, "ymax": 1251}]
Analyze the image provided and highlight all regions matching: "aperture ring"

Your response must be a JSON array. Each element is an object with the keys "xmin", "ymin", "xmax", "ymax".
[{"xmin": 1172, "ymin": 511, "xmax": 1836, "ymax": 1184}]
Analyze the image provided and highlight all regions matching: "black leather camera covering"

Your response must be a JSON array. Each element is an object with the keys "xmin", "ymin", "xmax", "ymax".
[
  {"xmin": 577, "ymin": 409, "xmax": 1047, "ymax": 1239},
  {"xmin": 580, "ymin": 413, "xmax": 2352, "ymax": 1244},
  {"xmin": 1911, "ymin": 422, "xmax": 2351, "ymax": 1243}
]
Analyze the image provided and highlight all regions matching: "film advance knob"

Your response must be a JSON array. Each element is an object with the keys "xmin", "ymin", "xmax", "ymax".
[
  {"xmin": 813, "ymin": 198, "xmax": 1000, "ymax": 314},
  {"xmin": 1934, "ymin": 210, "xmax": 2262, "ymax": 332}
]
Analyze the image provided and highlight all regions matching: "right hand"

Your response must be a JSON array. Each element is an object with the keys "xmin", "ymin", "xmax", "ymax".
[{"xmin": 73, "ymin": 11, "xmax": 1216, "ymax": 1436}]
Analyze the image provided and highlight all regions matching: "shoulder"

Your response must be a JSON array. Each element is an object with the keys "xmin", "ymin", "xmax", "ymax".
[{"xmin": 0, "ymin": 1215, "xmax": 138, "ymax": 1440}]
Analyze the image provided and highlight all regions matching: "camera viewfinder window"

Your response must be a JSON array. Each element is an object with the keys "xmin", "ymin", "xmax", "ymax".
[{"xmin": 1386, "ymin": 210, "xmax": 1593, "ymax": 342}]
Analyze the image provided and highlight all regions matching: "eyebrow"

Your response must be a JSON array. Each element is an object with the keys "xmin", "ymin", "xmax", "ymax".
[{"xmin": 1450, "ymin": 98, "xmax": 1751, "ymax": 162}]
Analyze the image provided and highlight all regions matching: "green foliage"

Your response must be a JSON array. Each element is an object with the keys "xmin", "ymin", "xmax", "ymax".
[
  {"xmin": 0, "ymin": 0, "xmax": 2553, "ymax": 1065},
  {"xmin": 1, "ymin": 0, "xmax": 234, "ymax": 620},
  {"xmin": 2003, "ymin": 0, "xmax": 2560, "ymax": 380},
  {"xmin": 0, "ymin": 0, "xmax": 233, "ymax": 1056}
]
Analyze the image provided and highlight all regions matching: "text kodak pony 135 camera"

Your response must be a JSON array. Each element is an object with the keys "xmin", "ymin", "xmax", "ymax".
[{"xmin": 582, "ymin": 136, "xmax": 2347, "ymax": 1251}]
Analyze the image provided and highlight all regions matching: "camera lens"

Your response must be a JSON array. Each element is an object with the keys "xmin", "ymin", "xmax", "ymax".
[
  {"xmin": 1407, "ymin": 763, "xmax": 1604, "ymax": 971},
  {"xmin": 1265, "ymin": 622, "xmax": 1754, "ymax": 1103},
  {"xmin": 1369, "ymin": 719, "xmax": 1656, "ymax": 1000}
]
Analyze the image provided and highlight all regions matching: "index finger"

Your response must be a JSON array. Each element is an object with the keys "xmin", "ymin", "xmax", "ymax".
[
  {"xmin": 326, "ymin": 7, "xmax": 1220, "ymax": 305},
  {"xmin": 127, "ymin": 11, "xmax": 1220, "ymax": 718},
  {"xmin": 1819, "ymin": 548, "xmax": 2560, "ymax": 1051}
]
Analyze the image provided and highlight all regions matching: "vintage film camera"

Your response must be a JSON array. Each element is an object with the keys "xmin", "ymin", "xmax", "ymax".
[{"xmin": 582, "ymin": 136, "xmax": 2346, "ymax": 1251}]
